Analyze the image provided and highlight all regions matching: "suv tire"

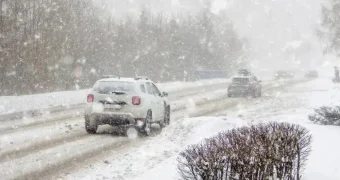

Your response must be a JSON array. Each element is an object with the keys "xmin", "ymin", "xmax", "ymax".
[
  {"xmin": 85, "ymin": 116, "xmax": 98, "ymax": 134},
  {"xmin": 141, "ymin": 111, "xmax": 152, "ymax": 136},
  {"xmin": 159, "ymin": 105, "xmax": 167, "ymax": 128},
  {"xmin": 252, "ymin": 90, "xmax": 257, "ymax": 98},
  {"xmin": 164, "ymin": 106, "xmax": 170, "ymax": 125}
]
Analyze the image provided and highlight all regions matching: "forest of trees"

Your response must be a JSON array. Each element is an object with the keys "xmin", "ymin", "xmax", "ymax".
[
  {"xmin": 0, "ymin": 0, "xmax": 245, "ymax": 95},
  {"xmin": 319, "ymin": 0, "xmax": 340, "ymax": 56}
]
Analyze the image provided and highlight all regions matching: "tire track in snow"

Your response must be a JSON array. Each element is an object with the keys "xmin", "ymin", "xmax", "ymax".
[{"xmin": 0, "ymin": 84, "xmax": 233, "ymax": 162}]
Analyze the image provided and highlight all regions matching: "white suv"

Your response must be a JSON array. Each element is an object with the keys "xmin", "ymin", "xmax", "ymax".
[{"xmin": 84, "ymin": 76, "xmax": 170, "ymax": 136}]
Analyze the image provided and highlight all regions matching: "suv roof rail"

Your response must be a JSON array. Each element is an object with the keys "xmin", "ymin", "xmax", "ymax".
[
  {"xmin": 237, "ymin": 72, "xmax": 252, "ymax": 76},
  {"xmin": 135, "ymin": 76, "xmax": 149, "ymax": 80},
  {"xmin": 102, "ymin": 75, "xmax": 119, "ymax": 79}
]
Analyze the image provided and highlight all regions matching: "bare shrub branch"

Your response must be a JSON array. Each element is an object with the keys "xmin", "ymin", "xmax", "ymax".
[{"xmin": 177, "ymin": 122, "xmax": 312, "ymax": 180}]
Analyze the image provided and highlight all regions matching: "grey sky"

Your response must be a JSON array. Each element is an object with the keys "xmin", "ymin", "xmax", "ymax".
[{"xmin": 101, "ymin": 0, "xmax": 328, "ymax": 71}]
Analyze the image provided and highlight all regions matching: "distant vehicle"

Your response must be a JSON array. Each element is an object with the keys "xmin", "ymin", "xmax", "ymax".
[
  {"xmin": 304, "ymin": 70, "xmax": 318, "ymax": 78},
  {"xmin": 84, "ymin": 76, "xmax": 170, "ymax": 136},
  {"xmin": 228, "ymin": 75, "xmax": 262, "ymax": 98},
  {"xmin": 275, "ymin": 71, "xmax": 294, "ymax": 80}
]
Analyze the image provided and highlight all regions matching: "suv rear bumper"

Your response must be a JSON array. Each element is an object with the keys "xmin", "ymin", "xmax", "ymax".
[
  {"xmin": 88, "ymin": 113, "xmax": 144, "ymax": 126},
  {"xmin": 228, "ymin": 87, "xmax": 252, "ymax": 94}
]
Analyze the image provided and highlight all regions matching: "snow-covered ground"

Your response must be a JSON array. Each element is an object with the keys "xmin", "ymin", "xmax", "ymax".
[
  {"xmin": 0, "ymin": 79, "xmax": 229, "ymax": 115},
  {"xmin": 0, "ymin": 77, "xmax": 246, "ymax": 180},
  {"xmin": 62, "ymin": 77, "xmax": 340, "ymax": 180},
  {"xmin": 230, "ymin": 78, "xmax": 340, "ymax": 180},
  {"xmin": 1, "ymin": 78, "xmax": 335, "ymax": 180}
]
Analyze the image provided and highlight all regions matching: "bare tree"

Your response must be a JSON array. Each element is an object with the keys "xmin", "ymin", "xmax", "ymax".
[{"xmin": 0, "ymin": 1, "xmax": 245, "ymax": 95}]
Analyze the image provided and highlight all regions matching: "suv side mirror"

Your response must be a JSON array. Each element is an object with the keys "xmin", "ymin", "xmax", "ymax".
[{"xmin": 162, "ymin": 92, "xmax": 168, "ymax": 97}]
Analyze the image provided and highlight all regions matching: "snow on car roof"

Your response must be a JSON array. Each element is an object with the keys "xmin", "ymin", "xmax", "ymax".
[
  {"xmin": 232, "ymin": 75, "xmax": 252, "ymax": 79},
  {"xmin": 98, "ymin": 77, "xmax": 150, "ymax": 83}
]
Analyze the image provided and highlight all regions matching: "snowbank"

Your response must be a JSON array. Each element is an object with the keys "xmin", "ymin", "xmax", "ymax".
[
  {"xmin": 132, "ymin": 117, "xmax": 247, "ymax": 180},
  {"xmin": 0, "ymin": 89, "xmax": 89, "ymax": 116}
]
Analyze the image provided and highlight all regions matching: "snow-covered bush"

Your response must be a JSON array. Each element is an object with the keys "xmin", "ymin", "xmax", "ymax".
[
  {"xmin": 309, "ymin": 106, "xmax": 340, "ymax": 125},
  {"xmin": 177, "ymin": 122, "xmax": 312, "ymax": 180}
]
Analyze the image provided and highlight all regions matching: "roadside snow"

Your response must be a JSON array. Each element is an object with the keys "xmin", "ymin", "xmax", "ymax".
[
  {"xmin": 226, "ymin": 77, "xmax": 340, "ymax": 180},
  {"xmin": 0, "ymin": 89, "xmax": 89, "ymax": 115},
  {"xmin": 0, "ymin": 79, "xmax": 229, "ymax": 115},
  {"xmin": 135, "ymin": 77, "xmax": 340, "ymax": 180},
  {"xmin": 133, "ymin": 117, "xmax": 248, "ymax": 180}
]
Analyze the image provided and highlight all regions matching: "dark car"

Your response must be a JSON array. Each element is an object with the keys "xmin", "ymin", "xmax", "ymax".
[
  {"xmin": 305, "ymin": 70, "xmax": 318, "ymax": 78},
  {"xmin": 275, "ymin": 71, "xmax": 294, "ymax": 80},
  {"xmin": 228, "ymin": 75, "xmax": 262, "ymax": 98}
]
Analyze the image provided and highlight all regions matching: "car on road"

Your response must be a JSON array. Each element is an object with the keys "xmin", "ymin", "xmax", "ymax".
[
  {"xmin": 228, "ymin": 75, "xmax": 262, "ymax": 98},
  {"xmin": 85, "ymin": 76, "xmax": 170, "ymax": 136},
  {"xmin": 305, "ymin": 70, "xmax": 318, "ymax": 78},
  {"xmin": 275, "ymin": 70, "xmax": 294, "ymax": 80}
]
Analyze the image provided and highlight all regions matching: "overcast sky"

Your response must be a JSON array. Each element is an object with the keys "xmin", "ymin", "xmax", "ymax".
[
  {"xmin": 101, "ymin": 0, "xmax": 329, "ymax": 71},
  {"xmin": 220, "ymin": 0, "xmax": 326, "ymax": 70}
]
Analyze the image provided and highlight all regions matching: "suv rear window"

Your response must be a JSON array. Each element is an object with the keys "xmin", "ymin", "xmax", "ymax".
[
  {"xmin": 140, "ymin": 84, "xmax": 146, "ymax": 93},
  {"xmin": 93, "ymin": 81, "xmax": 134, "ymax": 94},
  {"xmin": 232, "ymin": 77, "xmax": 249, "ymax": 84}
]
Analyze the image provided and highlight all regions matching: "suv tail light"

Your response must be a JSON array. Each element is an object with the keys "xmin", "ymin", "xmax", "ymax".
[
  {"xmin": 228, "ymin": 82, "xmax": 232, "ymax": 86},
  {"xmin": 87, "ymin": 94, "xmax": 94, "ymax": 103},
  {"xmin": 132, "ymin": 96, "xmax": 141, "ymax": 105},
  {"xmin": 248, "ymin": 82, "xmax": 253, "ymax": 86}
]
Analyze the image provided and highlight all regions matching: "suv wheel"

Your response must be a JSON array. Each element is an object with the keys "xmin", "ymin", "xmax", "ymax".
[
  {"xmin": 252, "ymin": 90, "xmax": 257, "ymax": 98},
  {"xmin": 85, "ymin": 116, "xmax": 98, "ymax": 134},
  {"xmin": 141, "ymin": 111, "xmax": 152, "ymax": 136},
  {"xmin": 159, "ymin": 106, "xmax": 167, "ymax": 128},
  {"xmin": 159, "ymin": 117, "xmax": 166, "ymax": 129},
  {"xmin": 164, "ymin": 106, "xmax": 170, "ymax": 126}
]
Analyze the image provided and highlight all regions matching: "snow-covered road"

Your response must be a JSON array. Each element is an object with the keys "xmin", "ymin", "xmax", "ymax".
[
  {"xmin": 0, "ymin": 80, "xmax": 232, "ymax": 134},
  {"xmin": 0, "ymin": 78, "xmax": 309, "ymax": 180},
  {"xmin": 0, "ymin": 80, "xmax": 234, "ymax": 161}
]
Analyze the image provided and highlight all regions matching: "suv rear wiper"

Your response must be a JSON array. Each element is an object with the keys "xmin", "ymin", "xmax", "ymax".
[{"xmin": 110, "ymin": 91, "xmax": 127, "ymax": 95}]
